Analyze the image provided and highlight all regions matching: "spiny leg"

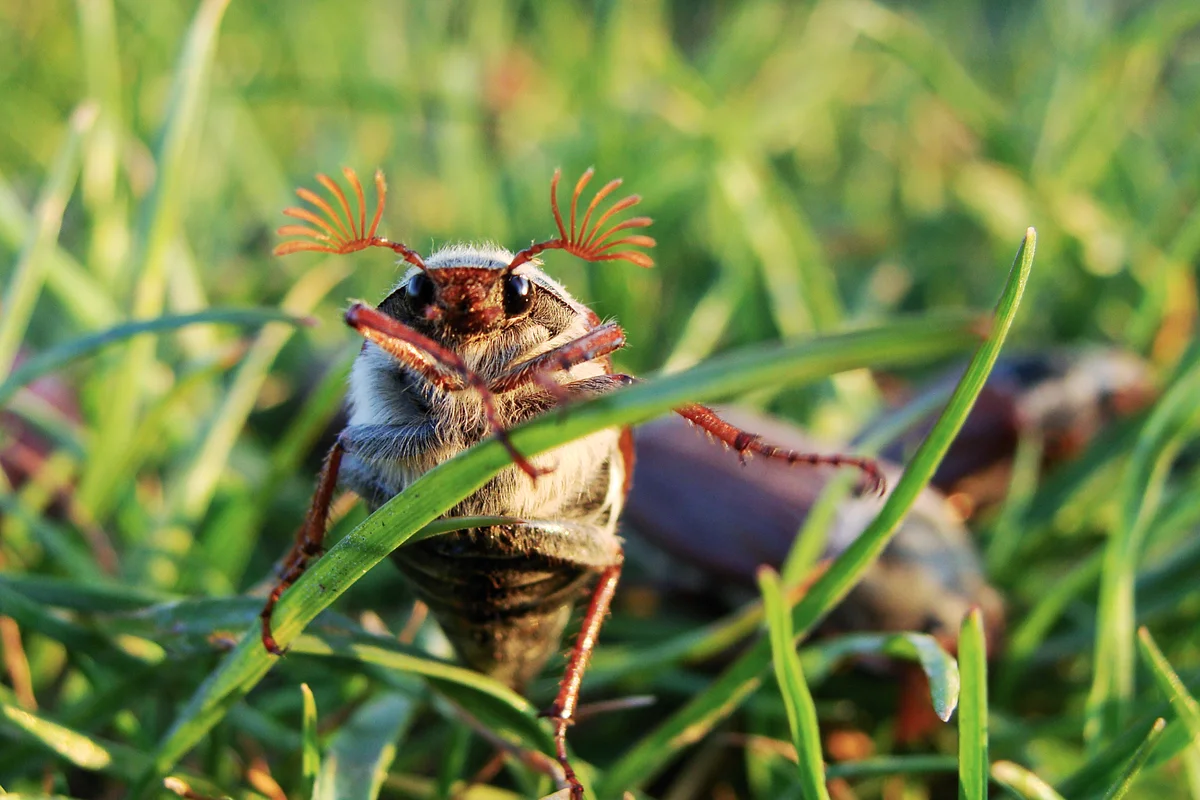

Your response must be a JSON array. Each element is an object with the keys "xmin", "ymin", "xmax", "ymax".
[
  {"xmin": 677, "ymin": 404, "xmax": 887, "ymax": 495},
  {"xmin": 542, "ymin": 559, "xmax": 624, "ymax": 799},
  {"xmin": 260, "ymin": 442, "xmax": 344, "ymax": 655},
  {"xmin": 344, "ymin": 302, "xmax": 546, "ymax": 479},
  {"xmin": 490, "ymin": 323, "xmax": 627, "ymax": 394}
]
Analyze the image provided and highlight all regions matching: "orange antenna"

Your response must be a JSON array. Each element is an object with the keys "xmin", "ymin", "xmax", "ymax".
[
  {"xmin": 274, "ymin": 167, "xmax": 427, "ymax": 271},
  {"xmin": 507, "ymin": 168, "xmax": 655, "ymax": 271}
]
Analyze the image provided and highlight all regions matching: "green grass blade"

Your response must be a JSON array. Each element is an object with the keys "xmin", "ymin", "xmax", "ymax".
[
  {"xmin": 758, "ymin": 567, "xmax": 830, "ymax": 800},
  {"xmin": 1137, "ymin": 627, "xmax": 1200, "ymax": 744},
  {"xmin": 0, "ymin": 700, "xmax": 223, "ymax": 796},
  {"xmin": 0, "ymin": 172, "xmax": 118, "ymax": 328},
  {"xmin": 0, "ymin": 583, "xmax": 149, "ymax": 670},
  {"xmin": 170, "ymin": 261, "xmax": 347, "ymax": 526},
  {"xmin": 135, "ymin": 311, "xmax": 979, "ymax": 793},
  {"xmin": 0, "ymin": 308, "xmax": 308, "ymax": 407},
  {"xmin": 1086, "ymin": 352, "xmax": 1200, "ymax": 746},
  {"xmin": 90, "ymin": 0, "xmax": 232, "ymax": 521},
  {"xmin": 600, "ymin": 228, "xmax": 1035, "ymax": 796},
  {"xmin": 1102, "ymin": 718, "xmax": 1167, "ymax": 800},
  {"xmin": 798, "ymin": 633, "xmax": 959, "ymax": 720},
  {"xmin": 957, "ymin": 608, "xmax": 988, "ymax": 800},
  {"xmin": 0, "ymin": 104, "xmax": 95, "ymax": 379},
  {"xmin": 0, "ymin": 573, "xmax": 174, "ymax": 612},
  {"xmin": 314, "ymin": 692, "xmax": 414, "ymax": 800},
  {"xmin": 824, "ymin": 755, "xmax": 958, "ymax": 780},
  {"xmin": 301, "ymin": 683, "xmax": 320, "ymax": 795},
  {"xmin": 990, "ymin": 761, "xmax": 1066, "ymax": 800}
]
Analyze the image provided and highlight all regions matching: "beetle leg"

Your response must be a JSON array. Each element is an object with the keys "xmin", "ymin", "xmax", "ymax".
[
  {"xmin": 260, "ymin": 441, "xmax": 344, "ymax": 655},
  {"xmin": 542, "ymin": 556, "xmax": 624, "ymax": 799},
  {"xmin": 676, "ymin": 404, "xmax": 887, "ymax": 495},
  {"xmin": 490, "ymin": 322, "xmax": 626, "ymax": 394},
  {"xmin": 345, "ymin": 302, "xmax": 546, "ymax": 479}
]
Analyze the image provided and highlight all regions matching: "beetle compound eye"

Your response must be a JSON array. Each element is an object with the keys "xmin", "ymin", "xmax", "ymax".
[
  {"xmin": 504, "ymin": 273, "xmax": 535, "ymax": 316},
  {"xmin": 405, "ymin": 273, "xmax": 435, "ymax": 311}
]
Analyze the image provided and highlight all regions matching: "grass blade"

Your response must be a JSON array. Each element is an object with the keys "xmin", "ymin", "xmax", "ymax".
[
  {"xmin": 600, "ymin": 228, "xmax": 1035, "ymax": 796},
  {"xmin": 1101, "ymin": 718, "xmax": 1167, "ymax": 800},
  {"xmin": 991, "ymin": 761, "xmax": 1066, "ymax": 800},
  {"xmin": 136, "ymin": 311, "xmax": 980, "ymax": 793},
  {"xmin": 0, "ymin": 700, "xmax": 222, "ymax": 795},
  {"xmin": 1086, "ymin": 351, "xmax": 1200, "ymax": 746},
  {"xmin": 1137, "ymin": 627, "xmax": 1200, "ymax": 744},
  {"xmin": 0, "ymin": 104, "xmax": 95, "ymax": 379},
  {"xmin": 957, "ymin": 608, "xmax": 988, "ymax": 800},
  {"xmin": 0, "ymin": 308, "xmax": 308, "ymax": 407},
  {"xmin": 301, "ymin": 683, "xmax": 320, "ymax": 795},
  {"xmin": 314, "ymin": 692, "xmax": 414, "ymax": 800},
  {"xmin": 758, "ymin": 567, "xmax": 830, "ymax": 800},
  {"xmin": 798, "ymin": 633, "xmax": 959, "ymax": 720}
]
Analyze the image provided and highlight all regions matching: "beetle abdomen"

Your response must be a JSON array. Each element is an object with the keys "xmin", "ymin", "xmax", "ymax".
[{"xmin": 392, "ymin": 527, "xmax": 599, "ymax": 690}]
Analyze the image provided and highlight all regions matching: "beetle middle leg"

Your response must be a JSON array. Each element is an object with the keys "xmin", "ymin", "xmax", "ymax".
[{"xmin": 676, "ymin": 404, "xmax": 887, "ymax": 495}]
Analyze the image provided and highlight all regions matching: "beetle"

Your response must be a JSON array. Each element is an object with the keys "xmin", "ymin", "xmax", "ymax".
[
  {"xmin": 874, "ymin": 347, "xmax": 1157, "ymax": 517},
  {"xmin": 257, "ymin": 166, "xmax": 885, "ymax": 797}
]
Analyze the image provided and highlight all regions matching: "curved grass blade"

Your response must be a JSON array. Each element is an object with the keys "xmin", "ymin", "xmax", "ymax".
[
  {"xmin": 1101, "ymin": 718, "xmax": 1167, "ymax": 800},
  {"xmin": 799, "ymin": 633, "xmax": 959, "ymax": 721},
  {"xmin": 957, "ymin": 608, "xmax": 988, "ymax": 800},
  {"xmin": 599, "ymin": 228, "xmax": 1035, "ymax": 796},
  {"xmin": 0, "ymin": 308, "xmax": 308, "ymax": 407},
  {"xmin": 135, "ymin": 311, "xmax": 981, "ymax": 794},
  {"xmin": 758, "ymin": 568, "xmax": 830, "ymax": 800},
  {"xmin": 314, "ymin": 692, "xmax": 414, "ymax": 800},
  {"xmin": 991, "ymin": 761, "xmax": 1066, "ymax": 800}
]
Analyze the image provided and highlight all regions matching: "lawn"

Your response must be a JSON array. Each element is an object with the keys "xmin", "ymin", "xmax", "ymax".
[{"xmin": 1, "ymin": 1, "xmax": 1199, "ymax": 798}]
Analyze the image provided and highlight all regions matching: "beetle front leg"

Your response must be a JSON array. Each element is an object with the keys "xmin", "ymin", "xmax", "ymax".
[
  {"xmin": 345, "ymin": 302, "xmax": 546, "ymax": 479},
  {"xmin": 542, "ymin": 556, "xmax": 624, "ymax": 799},
  {"xmin": 260, "ymin": 441, "xmax": 344, "ymax": 655},
  {"xmin": 490, "ymin": 322, "xmax": 626, "ymax": 394}
]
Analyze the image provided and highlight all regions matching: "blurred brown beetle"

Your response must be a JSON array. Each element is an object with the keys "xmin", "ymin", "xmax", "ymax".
[{"xmin": 874, "ymin": 347, "xmax": 1157, "ymax": 517}]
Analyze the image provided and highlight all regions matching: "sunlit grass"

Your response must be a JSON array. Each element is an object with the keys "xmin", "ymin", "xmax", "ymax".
[{"xmin": 1, "ymin": 1, "xmax": 1199, "ymax": 798}]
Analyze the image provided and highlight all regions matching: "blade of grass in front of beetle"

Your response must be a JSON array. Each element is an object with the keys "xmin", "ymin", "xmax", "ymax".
[
  {"xmin": 957, "ymin": 608, "xmax": 988, "ymax": 800},
  {"xmin": 136, "ymin": 312, "xmax": 981, "ymax": 794},
  {"xmin": 599, "ymin": 228, "xmax": 1035, "ymax": 796},
  {"xmin": 758, "ymin": 567, "xmax": 830, "ymax": 800}
]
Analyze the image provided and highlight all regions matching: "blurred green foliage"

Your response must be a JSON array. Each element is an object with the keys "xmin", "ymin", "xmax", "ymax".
[{"xmin": 1, "ymin": 0, "xmax": 1199, "ymax": 798}]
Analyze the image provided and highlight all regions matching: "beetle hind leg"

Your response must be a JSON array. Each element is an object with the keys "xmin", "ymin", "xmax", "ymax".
[{"xmin": 541, "ymin": 558, "xmax": 624, "ymax": 799}]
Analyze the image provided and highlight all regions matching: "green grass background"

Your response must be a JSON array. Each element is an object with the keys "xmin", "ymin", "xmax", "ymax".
[{"xmin": 1, "ymin": 1, "xmax": 1199, "ymax": 798}]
